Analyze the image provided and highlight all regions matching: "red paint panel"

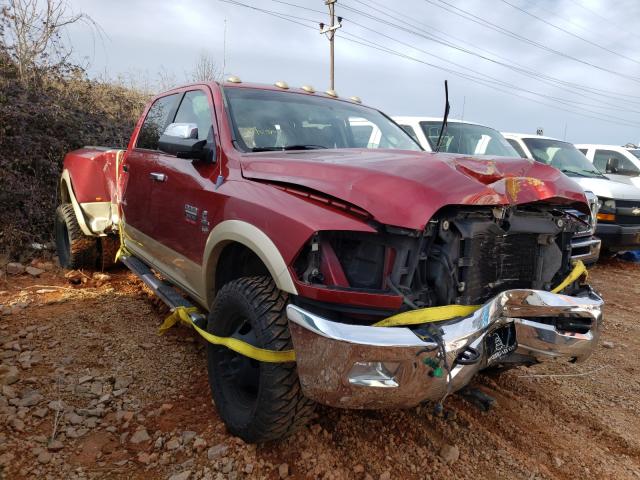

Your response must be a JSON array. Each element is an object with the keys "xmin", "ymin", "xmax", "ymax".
[
  {"xmin": 292, "ymin": 276, "xmax": 403, "ymax": 310},
  {"xmin": 239, "ymin": 150, "xmax": 588, "ymax": 230},
  {"xmin": 64, "ymin": 148, "xmax": 120, "ymax": 203}
]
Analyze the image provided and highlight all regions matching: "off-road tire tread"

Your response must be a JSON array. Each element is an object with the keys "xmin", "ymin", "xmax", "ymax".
[
  {"xmin": 207, "ymin": 276, "xmax": 315, "ymax": 442},
  {"xmin": 55, "ymin": 204, "xmax": 98, "ymax": 269},
  {"xmin": 99, "ymin": 235, "xmax": 120, "ymax": 271}
]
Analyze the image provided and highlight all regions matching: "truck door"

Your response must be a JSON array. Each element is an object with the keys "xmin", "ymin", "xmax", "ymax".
[
  {"xmin": 122, "ymin": 93, "xmax": 181, "ymax": 241},
  {"xmin": 144, "ymin": 88, "xmax": 221, "ymax": 293}
]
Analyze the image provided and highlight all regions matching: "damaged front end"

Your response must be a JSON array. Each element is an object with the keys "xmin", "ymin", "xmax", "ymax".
[{"xmin": 287, "ymin": 203, "xmax": 603, "ymax": 408}]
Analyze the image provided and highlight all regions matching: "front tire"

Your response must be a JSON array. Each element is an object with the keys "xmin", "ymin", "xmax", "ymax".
[
  {"xmin": 207, "ymin": 276, "xmax": 314, "ymax": 442},
  {"xmin": 54, "ymin": 203, "xmax": 98, "ymax": 269}
]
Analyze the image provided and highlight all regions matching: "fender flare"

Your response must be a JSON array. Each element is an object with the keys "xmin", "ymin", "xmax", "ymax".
[
  {"xmin": 202, "ymin": 220, "xmax": 298, "ymax": 306},
  {"xmin": 59, "ymin": 170, "xmax": 95, "ymax": 236}
]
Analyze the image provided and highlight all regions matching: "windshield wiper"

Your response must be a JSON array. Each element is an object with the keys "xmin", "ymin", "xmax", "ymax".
[
  {"xmin": 559, "ymin": 169, "xmax": 590, "ymax": 177},
  {"xmin": 251, "ymin": 144, "xmax": 328, "ymax": 152}
]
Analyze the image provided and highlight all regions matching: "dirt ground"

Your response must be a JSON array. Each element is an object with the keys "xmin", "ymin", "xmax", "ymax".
[{"xmin": 0, "ymin": 258, "xmax": 639, "ymax": 480}]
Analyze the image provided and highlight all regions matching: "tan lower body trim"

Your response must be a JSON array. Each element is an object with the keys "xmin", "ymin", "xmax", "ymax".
[{"xmin": 124, "ymin": 225, "xmax": 207, "ymax": 308}]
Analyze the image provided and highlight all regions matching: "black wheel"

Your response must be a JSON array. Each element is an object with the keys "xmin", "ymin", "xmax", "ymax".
[
  {"xmin": 207, "ymin": 276, "xmax": 315, "ymax": 442},
  {"xmin": 54, "ymin": 203, "xmax": 98, "ymax": 269},
  {"xmin": 99, "ymin": 235, "xmax": 120, "ymax": 271}
]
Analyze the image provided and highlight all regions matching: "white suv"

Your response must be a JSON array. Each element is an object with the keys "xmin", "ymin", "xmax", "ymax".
[{"xmin": 575, "ymin": 144, "xmax": 640, "ymax": 189}]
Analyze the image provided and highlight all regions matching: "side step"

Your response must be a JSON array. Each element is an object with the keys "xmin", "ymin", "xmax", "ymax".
[{"xmin": 120, "ymin": 254, "xmax": 207, "ymax": 326}]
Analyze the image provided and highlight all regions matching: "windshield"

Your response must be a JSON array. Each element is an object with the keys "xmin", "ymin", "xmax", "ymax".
[
  {"xmin": 224, "ymin": 87, "xmax": 421, "ymax": 152},
  {"xmin": 522, "ymin": 137, "xmax": 605, "ymax": 178},
  {"xmin": 630, "ymin": 149, "xmax": 640, "ymax": 159},
  {"xmin": 419, "ymin": 121, "xmax": 518, "ymax": 156}
]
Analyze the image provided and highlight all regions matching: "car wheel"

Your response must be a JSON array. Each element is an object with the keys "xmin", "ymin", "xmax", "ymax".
[
  {"xmin": 207, "ymin": 276, "xmax": 315, "ymax": 442},
  {"xmin": 54, "ymin": 203, "xmax": 98, "ymax": 269},
  {"xmin": 99, "ymin": 235, "xmax": 120, "ymax": 271}
]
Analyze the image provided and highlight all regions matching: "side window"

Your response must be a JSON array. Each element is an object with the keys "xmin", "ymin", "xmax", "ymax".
[
  {"xmin": 506, "ymin": 139, "xmax": 527, "ymax": 158},
  {"xmin": 594, "ymin": 150, "xmax": 639, "ymax": 174},
  {"xmin": 593, "ymin": 150, "xmax": 610, "ymax": 170},
  {"xmin": 173, "ymin": 90, "xmax": 214, "ymax": 142},
  {"xmin": 399, "ymin": 124, "xmax": 419, "ymax": 142},
  {"xmin": 136, "ymin": 94, "xmax": 180, "ymax": 150}
]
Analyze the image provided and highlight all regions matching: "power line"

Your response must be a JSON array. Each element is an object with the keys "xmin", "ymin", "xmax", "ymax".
[
  {"xmin": 338, "ymin": 0, "xmax": 640, "ymax": 107},
  {"xmin": 272, "ymin": 0, "xmax": 640, "ymax": 105},
  {"xmin": 338, "ymin": 0, "xmax": 640, "ymax": 111},
  {"xmin": 424, "ymin": 0, "xmax": 640, "ymax": 84},
  {"xmin": 219, "ymin": 0, "xmax": 640, "ymax": 128},
  {"xmin": 337, "ymin": 29, "xmax": 640, "ymax": 128},
  {"xmin": 499, "ymin": 0, "xmax": 640, "ymax": 66}
]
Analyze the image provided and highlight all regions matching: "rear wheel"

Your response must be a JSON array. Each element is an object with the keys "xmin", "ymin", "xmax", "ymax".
[
  {"xmin": 99, "ymin": 235, "xmax": 120, "ymax": 271},
  {"xmin": 207, "ymin": 276, "xmax": 315, "ymax": 443},
  {"xmin": 54, "ymin": 203, "xmax": 98, "ymax": 269}
]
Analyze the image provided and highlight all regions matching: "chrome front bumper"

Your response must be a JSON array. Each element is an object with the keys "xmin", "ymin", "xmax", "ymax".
[{"xmin": 287, "ymin": 289, "xmax": 603, "ymax": 409}]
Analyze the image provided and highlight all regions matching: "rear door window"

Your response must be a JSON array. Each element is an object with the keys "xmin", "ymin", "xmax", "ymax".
[
  {"xmin": 593, "ymin": 149, "xmax": 636, "ymax": 172},
  {"xmin": 136, "ymin": 94, "xmax": 180, "ymax": 150},
  {"xmin": 506, "ymin": 139, "xmax": 527, "ymax": 158}
]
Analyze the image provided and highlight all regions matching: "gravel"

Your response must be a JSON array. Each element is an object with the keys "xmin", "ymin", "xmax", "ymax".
[{"xmin": 1, "ymin": 259, "xmax": 639, "ymax": 479}]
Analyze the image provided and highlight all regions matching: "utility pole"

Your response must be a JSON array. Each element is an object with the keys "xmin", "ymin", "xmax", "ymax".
[{"xmin": 319, "ymin": 1, "xmax": 342, "ymax": 91}]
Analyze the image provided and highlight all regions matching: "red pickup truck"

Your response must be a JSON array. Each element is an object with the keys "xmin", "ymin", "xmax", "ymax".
[{"xmin": 56, "ymin": 79, "xmax": 603, "ymax": 442}]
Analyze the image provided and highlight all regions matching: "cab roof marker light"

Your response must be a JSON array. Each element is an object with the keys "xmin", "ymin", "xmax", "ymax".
[
  {"xmin": 226, "ymin": 75, "xmax": 242, "ymax": 83},
  {"xmin": 325, "ymin": 89, "xmax": 338, "ymax": 98},
  {"xmin": 275, "ymin": 81, "xmax": 289, "ymax": 89},
  {"xmin": 349, "ymin": 96, "xmax": 362, "ymax": 103},
  {"xmin": 301, "ymin": 85, "xmax": 315, "ymax": 93}
]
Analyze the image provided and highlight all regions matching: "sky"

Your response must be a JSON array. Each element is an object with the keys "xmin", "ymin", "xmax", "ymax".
[{"xmin": 64, "ymin": 0, "xmax": 640, "ymax": 145}]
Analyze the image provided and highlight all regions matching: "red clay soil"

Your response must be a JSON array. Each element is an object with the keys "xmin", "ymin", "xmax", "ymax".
[{"xmin": 0, "ymin": 259, "xmax": 638, "ymax": 479}]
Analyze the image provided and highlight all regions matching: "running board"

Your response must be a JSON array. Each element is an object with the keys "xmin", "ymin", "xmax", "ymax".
[{"xmin": 120, "ymin": 254, "xmax": 206, "ymax": 325}]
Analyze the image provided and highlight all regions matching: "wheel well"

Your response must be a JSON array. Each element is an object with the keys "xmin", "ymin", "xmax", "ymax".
[{"xmin": 214, "ymin": 242, "xmax": 271, "ymax": 296}]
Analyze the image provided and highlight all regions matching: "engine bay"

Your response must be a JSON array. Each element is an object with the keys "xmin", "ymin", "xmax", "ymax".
[{"xmin": 294, "ymin": 204, "xmax": 583, "ymax": 318}]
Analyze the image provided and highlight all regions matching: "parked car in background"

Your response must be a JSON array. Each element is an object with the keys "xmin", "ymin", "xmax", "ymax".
[
  {"xmin": 575, "ymin": 144, "xmax": 640, "ymax": 189},
  {"xmin": 393, "ymin": 116, "xmax": 518, "ymax": 156},
  {"xmin": 505, "ymin": 134, "xmax": 640, "ymax": 254}
]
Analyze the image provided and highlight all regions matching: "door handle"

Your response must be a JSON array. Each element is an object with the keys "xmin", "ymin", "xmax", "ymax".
[
  {"xmin": 149, "ymin": 172, "xmax": 167, "ymax": 182},
  {"xmin": 122, "ymin": 164, "xmax": 129, "ymax": 173}
]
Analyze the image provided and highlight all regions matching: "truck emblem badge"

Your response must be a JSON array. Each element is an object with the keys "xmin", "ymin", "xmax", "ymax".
[
  {"xmin": 201, "ymin": 210, "xmax": 210, "ymax": 232},
  {"xmin": 633, "ymin": 207, "xmax": 640, "ymax": 216},
  {"xmin": 184, "ymin": 204, "xmax": 198, "ymax": 223}
]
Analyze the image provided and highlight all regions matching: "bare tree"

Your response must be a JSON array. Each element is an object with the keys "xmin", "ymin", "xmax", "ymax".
[
  {"xmin": 190, "ymin": 52, "xmax": 221, "ymax": 83},
  {"xmin": 0, "ymin": 0, "xmax": 96, "ymax": 82},
  {"xmin": 157, "ymin": 65, "xmax": 178, "ymax": 92}
]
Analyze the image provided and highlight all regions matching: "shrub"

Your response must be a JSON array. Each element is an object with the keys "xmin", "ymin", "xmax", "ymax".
[{"xmin": 0, "ymin": 52, "xmax": 148, "ymax": 259}]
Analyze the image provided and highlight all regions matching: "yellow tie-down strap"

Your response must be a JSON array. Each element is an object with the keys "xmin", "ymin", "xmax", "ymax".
[
  {"xmin": 158, "ymin": 261, "xmax": 587, "ymax": 362},
  {"xmin": 374, "ymin": 260, "xmax": 587, "ymax": 327},
  {"xmin": 158, "ymin": 306, "xmax": 296, "ymax": 363}
]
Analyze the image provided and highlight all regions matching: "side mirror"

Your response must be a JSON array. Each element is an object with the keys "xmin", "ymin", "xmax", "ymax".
[
  {"xmin": 605, "ymin": 157, "xmax": 620, "ymax": 174},
  {"xmin": 159, "ymin": 123, "xmax": 210, "ymax": 160}
]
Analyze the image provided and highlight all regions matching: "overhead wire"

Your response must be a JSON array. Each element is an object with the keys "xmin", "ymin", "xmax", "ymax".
[
  {"xmin": 338, "ymin": 0, "xmax": 640, "ymax": 115},
  {"xmin": 345, "ymin": 0, "xmax": 640, "ymax": 103},
  {"xmin": 423, "ymin": 0, "xmax": 640, "ymax": 84},
  {"xmin": 220, "ymin": 0, "xmax": 640, "ymax": 128},
  {"xmin": 498, "ymin": 0, "xmax": 640, "ymax": 66}
]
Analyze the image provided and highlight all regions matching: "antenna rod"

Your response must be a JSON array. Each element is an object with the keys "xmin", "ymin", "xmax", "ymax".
[
  {"xmin": 222, "ymin": 18, "xmax": 227, "ymax": 79},
  {"xmin": 434, "ymin": 80, "xmax": 451, "ymax": 153}
]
